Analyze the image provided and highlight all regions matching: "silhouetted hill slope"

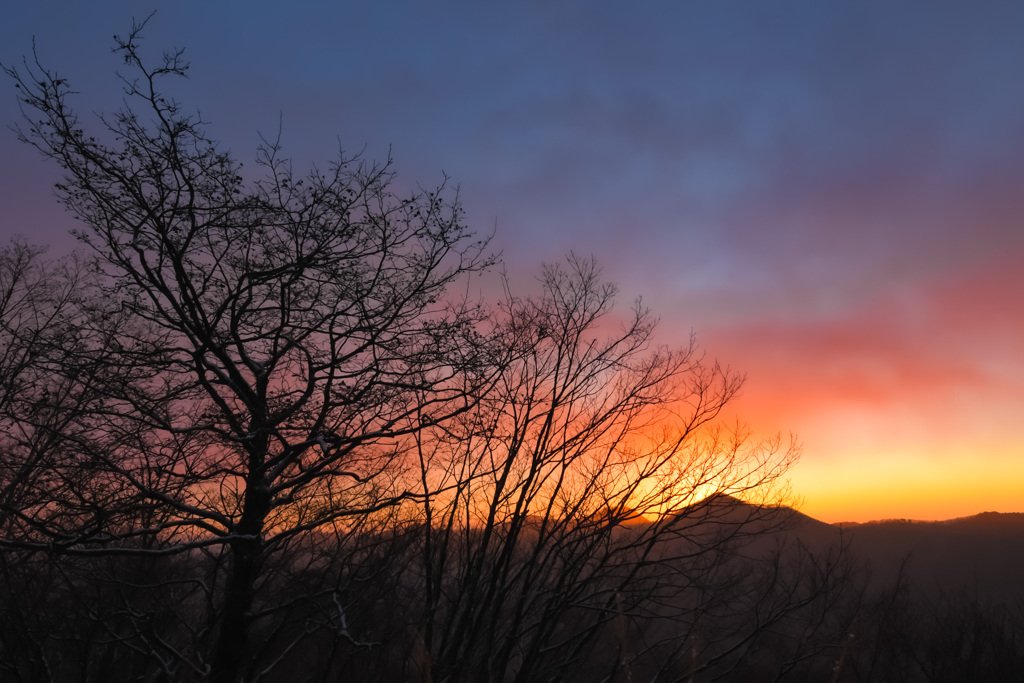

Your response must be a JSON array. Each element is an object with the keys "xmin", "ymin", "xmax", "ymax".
[
  {"xmin": 657, "ymin": 499, "xmax": 1023, "ymax": 601},
  {"xmin": 833, "ymin": 512, "xmax": 1024, "ymax": 600}
]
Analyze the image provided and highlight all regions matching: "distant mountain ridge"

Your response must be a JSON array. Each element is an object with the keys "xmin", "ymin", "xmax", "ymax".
[
  {"xmin": 836, "ymin": 510, "xmax": 1024, "ymax": 528},
  {"xmin": 776, "ymin": 508, "xmax": 1024, "ymax": 601},
  {"xmin": 673, "ymin": 498, "xmax": 1023, "ymax": 598}
]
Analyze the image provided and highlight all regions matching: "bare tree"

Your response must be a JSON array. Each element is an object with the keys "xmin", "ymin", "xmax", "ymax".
[
  {"xmin": 1, "ymin": 22, "xmax": 835, "ymax": 683},
  {"xmin": 394, "ymin": 256, "xmax": 799, "ymax": 683},
  {"xmin": 0, "ymin": 241, "xmax": 99, "ymax": 683},
  {"xmin": 0, "ymin": 240, "xmax": 106, "ymax": 549},
  {"xmin": 3, "ymin": 20, "xmax": 494, "ymax": 682}
]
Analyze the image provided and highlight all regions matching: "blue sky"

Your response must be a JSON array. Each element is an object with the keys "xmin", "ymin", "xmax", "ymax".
[{"xmin": 3, "ymin": 1, "xmax": 1024, "ymax": 520}]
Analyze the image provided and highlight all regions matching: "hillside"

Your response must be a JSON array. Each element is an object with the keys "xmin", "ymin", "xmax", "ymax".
[
  {"xmin": 685, "ymin": 498, "xmax": 1024, "ymax": 600},
  {"xmin": 830, "ymin": 511, "xmax": 1024, "ymax": 600}
]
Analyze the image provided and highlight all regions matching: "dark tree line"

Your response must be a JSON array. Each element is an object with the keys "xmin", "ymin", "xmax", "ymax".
[{"xmin": 2, "ymin": 21, "xmax": 1021, "ymax": 683}]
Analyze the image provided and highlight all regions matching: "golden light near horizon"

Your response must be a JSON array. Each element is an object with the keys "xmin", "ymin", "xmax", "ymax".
[
  {"xmin": 788, "ymin": 441, "xmax": 1024, "ymax": 523},
  {"xmin": 698, "ymin": 270, "xmax": 1024, "ymax": 525}
]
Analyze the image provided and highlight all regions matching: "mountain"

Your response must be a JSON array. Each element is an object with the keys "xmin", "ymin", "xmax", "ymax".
[
  {"xmin": 661, "ymin": 497, "xmax": 1023, "ymax": 600},
  {"xmin": 828, "ymin": 511, "xmax": 1024, "ymax": 600}
]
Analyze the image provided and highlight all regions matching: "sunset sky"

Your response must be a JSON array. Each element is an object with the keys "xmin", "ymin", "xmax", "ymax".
[{"xmin": 2, "ymin": 2, "xmax": 1022, "ymax": 523}]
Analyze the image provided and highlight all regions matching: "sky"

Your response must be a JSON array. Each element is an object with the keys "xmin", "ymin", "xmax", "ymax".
[{"xmin": 2, "ymin": 1, "xmax": 1022, "ymax": 522}]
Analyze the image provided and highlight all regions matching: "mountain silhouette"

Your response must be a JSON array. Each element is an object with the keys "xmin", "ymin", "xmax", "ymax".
[{"xmin": 754, "ymin": 505, "xmax": 1024, "ymax": 601}]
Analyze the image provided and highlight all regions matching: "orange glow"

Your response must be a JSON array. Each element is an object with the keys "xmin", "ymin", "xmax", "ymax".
[
  {"xmin": 676, "ymin": 252, "xmax": 1024, "ymax": 524},
  {"xmin": 786, "ymin": 442, "xmax": 1024, "ymax": 523}
]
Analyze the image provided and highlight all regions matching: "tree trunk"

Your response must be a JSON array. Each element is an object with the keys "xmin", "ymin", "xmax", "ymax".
[{"xmin": 209, "ymin": 482, "xmax": 270, "ymax": 683}]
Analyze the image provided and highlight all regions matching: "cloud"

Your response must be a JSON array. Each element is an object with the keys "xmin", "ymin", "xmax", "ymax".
[{"xmin": 699, "ymin": 249, "xmax": 1024, "ymax": 444}]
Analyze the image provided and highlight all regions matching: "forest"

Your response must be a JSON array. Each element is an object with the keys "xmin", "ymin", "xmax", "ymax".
[{"xmin": 1, "ymin": 24, "xmax": 1022, "ymax": 683}]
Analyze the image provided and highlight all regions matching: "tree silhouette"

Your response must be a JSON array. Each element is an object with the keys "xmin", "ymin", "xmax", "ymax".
[
  {"xmin": 4, "ymin": 20, "xmax": 495, "ymax": 682},
  {"xmin": 398, "ymin": 255, "xmax": 797, "ymax": 682},
  {"xmin": 0, "ymin": 22, "xmax": 823, "ymax": 683}
]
